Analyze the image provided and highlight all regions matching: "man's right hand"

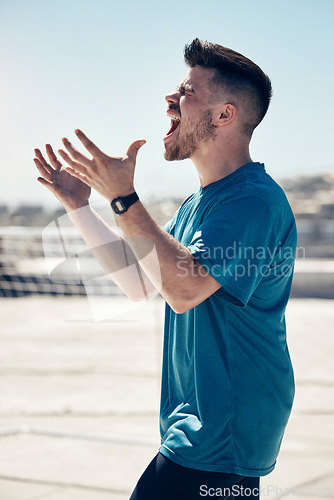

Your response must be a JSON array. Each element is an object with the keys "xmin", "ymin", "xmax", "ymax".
[{"xmin": 34, "ymin": 144, "xmax": 91, "ymax": 212}]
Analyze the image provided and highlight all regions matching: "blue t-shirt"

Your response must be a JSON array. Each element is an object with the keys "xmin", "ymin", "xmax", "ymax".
[{"xmin": 159, "ymin": 162, "xmax": 297, "ymax": 477}]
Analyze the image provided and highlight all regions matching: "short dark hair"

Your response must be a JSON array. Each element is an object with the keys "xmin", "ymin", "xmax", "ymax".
[{"xmin": 184, "ymin": 38, "xmax": 273, "ymax": 137}]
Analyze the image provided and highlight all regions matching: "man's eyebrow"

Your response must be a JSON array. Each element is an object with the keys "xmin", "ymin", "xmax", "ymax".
[{"xmin": 177, "ymin": 82, "xmax": 195, "ymax": 93}]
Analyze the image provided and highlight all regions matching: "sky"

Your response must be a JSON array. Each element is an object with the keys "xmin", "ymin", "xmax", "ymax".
[{"xmin": 0, "ymin": 0, "xmax": 333, "ymax": 209}]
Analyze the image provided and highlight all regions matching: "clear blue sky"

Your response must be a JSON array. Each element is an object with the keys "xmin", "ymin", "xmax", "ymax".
[{"xmin": 1, "ymin": 0, "xmax": 333, "ymax": 209}]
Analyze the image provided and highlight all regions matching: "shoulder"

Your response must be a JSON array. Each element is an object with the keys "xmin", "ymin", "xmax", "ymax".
[{"xmin": 212, "ymin": 168, "xmax": 293, "ymax": 220}]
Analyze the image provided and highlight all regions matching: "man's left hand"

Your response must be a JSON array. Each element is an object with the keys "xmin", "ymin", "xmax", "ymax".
[{"xmin": 58, "ymin": 129, "xmax": 146, "ymax": 202}]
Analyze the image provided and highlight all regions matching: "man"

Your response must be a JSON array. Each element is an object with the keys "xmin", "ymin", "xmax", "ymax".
[{"xmin": 34, "ymin": 39, "xmax": 297, "ymax": 499}]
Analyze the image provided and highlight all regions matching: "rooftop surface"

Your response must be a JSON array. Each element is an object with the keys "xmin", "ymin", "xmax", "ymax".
[{"xmin": 0, "ymin": 296, "xmax": 333, "ymax": 499}]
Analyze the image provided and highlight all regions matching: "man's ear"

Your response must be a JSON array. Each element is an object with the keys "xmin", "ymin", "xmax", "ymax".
[{"xmin": 214, "ymin": 104, "xmax": 237, "ymax": 127}]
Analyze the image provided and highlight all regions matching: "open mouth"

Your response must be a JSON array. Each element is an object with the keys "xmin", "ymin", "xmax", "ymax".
[{"xmin": 164, "ymin": 113, "xmax": 181, "ymax": 140}]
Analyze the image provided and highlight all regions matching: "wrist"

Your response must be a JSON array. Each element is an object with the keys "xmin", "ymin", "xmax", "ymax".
[
  {"xmin": 110, "ymin": 191, "xmax": 139, "ymax": 215},
  {"xmin": 107, "ymin": 187, "xmax": 135, "ymax": 204},
  {"xmin": 64, "ymin": 199, "xmax": 90, "ymax": 213}
]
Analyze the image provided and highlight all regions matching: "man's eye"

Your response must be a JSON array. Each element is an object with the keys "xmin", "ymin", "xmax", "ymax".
[{"xmin": 178, "ymin": 86, "xmax": 191, "ymax": 96}]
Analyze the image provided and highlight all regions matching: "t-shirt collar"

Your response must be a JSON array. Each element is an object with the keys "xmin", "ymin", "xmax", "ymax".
[{"xmin": 199, "ymin": 162, "xmax": 265, "ymax": 194}]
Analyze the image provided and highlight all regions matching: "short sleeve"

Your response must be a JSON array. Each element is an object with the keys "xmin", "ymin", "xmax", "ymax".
[
  {"xmin": 163, "ymin": 205, "xmax": 183, "ymax": 235},
  {"xmin": 163, "ymin": 219, "xmax": 173, "ymax": 234},
  {"xmin": 187, "ymin": 194, "xmax": 277, "ymax": 307}
]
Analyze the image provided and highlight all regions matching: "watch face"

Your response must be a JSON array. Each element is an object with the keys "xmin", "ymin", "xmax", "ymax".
[
  {"xmin": 114, "ymin": 200, "xmax": 126, "ymax": 212},
  {"xmin": 111, "ymin": 198, "xmax": 126, "ymax": 214}
]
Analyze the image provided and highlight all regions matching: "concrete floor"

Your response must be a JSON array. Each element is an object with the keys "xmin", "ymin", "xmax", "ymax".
[{"xmin": 0, "ymin": 296, "xmax": 333, "ymax": 499}]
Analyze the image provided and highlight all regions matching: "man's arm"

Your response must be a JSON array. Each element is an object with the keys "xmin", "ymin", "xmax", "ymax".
[
  {"xmin": 114, "ymin": 200, "xmax": 222, "ymax": 313},
  {"xmin": 58, "ymin": 130, "xmax": 222, "ymax": 314},
  {"xmin": 67, "ymin": 204, "xmax": 159, "ymax": 301},
  {"xmin": 34, "ymin": 144, "xmax": 159, "ymax": 302}
]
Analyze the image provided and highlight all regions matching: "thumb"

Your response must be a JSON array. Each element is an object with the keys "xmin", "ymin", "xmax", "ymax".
[{"xmin": 125, "ymin": 139, "xmax": 146, "ymax": 162}]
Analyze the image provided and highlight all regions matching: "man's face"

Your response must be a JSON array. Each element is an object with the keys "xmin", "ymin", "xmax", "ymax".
[{"xmin": 164, "ymin": 66, "xmax": 218, "ymax": 161}]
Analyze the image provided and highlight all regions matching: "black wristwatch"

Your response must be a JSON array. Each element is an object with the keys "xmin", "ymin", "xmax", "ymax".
[{"xmin": 110, "ymin": 192, "xmax": 139, "ymax": 214}]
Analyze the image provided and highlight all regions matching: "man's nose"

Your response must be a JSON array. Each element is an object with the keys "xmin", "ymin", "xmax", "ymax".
[{"xmin": 165, "ymin": 89, "xmax": 179, "ymax": 104}]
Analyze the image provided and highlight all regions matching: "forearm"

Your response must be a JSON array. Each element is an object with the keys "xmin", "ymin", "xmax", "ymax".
[
  {"xmin": 116, "ymin": 200, "xmax": 209, "ymax": 313},
  {"xmin": 67, "ymin": 204, "xmax": 158, "ymax": 301}
]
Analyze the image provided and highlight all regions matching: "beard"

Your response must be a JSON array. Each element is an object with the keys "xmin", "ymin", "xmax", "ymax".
[{"xmin": 164, "ymin": 108, "xmax": 217, "ymax": 162}]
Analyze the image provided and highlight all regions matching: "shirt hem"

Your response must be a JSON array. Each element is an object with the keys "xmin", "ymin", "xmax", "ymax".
[{"xmin": 159, "ymin": 444, "xmax": 275, "ymax": 477}]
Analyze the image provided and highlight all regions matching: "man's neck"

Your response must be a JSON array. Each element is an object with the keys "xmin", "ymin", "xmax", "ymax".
[{"xmin": 191, "ymin": 138, "xmax": 252, "ymax": 188}]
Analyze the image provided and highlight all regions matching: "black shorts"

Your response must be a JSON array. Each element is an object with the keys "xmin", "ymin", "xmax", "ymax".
[{"xmin": 130, "ymin": 452, "xmax": 260, "ymax": 500}]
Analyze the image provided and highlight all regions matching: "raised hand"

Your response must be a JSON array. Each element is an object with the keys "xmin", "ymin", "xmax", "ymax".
[
  {"xmin": 58, "ymin": 129, "xmax": 146, "ymax": 203},
  {"xmin": 34, "ymin": 144, "xmax": 91, "ymax": 212}
]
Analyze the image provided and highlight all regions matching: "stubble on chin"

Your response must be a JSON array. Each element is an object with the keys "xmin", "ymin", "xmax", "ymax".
[
  {"xmin": 164, "ymin": 140, "xmax": 193, "ymax": 162},
  {"xmin": 164, "ymin": 109, "xmax": 217, "ymax": 162}
]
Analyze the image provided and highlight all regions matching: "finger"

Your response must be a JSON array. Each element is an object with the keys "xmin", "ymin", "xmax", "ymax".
[
  {"xmin": 37, "ymin": 176, "xmax": 63, "ymax": 200},
  {"xmin": 37, "ymin": 176, "xmax": 57, "ymax": 193},
  {"xmin": 34, "ymin": 148, "xmax": 53, "ymax": 174},
  {"xmin": 63, "ymin": 166, "xmax": 92, "ymax": 187},
  {"xmin": 62, "ymin": 137, "xmax": 93, "ymax": 167},
  {"xmin": 58, "ymin": 149, "xmax": 90, "ymax": 176},
  {"xmin": 124, "ymin": 139, "xmax": 146, "ymax": 162},
  {"xmin": 46, "ymin": 144, "xmax": 62, "ymax": 171},
  {"xmin": 34, "ymin": 158, "xmax": 53, "ymax": 182},
  {"xmin": 74, "ymin": 129, "xmax": 105, "ymax": 158}
]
